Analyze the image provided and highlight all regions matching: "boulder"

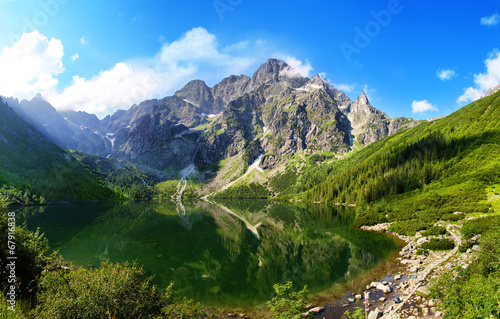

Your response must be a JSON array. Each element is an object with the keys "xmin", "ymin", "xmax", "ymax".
[
  {"xmin": 394, "ymin": 274, "xmax": 401, "ymax": 280},
  {"xmin": 367, "ymin": 308, "xmax": 383, "ymax": 319},
  {"xmin": 376, "ymin": 283, "xmax": 392, "ymax": 294},
  {"xmin": 379, "ymin": 297, "xmax": 386, "ymax": 302},
  {"xmin": 355, "ymin": 294, "xmax": 362, "ymax": 300},
  {"xmin": 417, "ymin": 286, "xmax": 430, "ymax": 297}
]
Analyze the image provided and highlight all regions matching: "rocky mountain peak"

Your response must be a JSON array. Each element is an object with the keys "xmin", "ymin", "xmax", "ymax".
[
  {"xmin": 174, "ymin": 79, "xmax": 214, "ymax": 113},
  {"xmin": 356, "ymin": 91, "xmax": 370, "ymax": 105},
  {"xmin": 307, "ymin": 74, "xmax": 351, "ymax": 105},
  {"xmin": 252, "ymin": 58, "xmax": 289, "ymax": 79},
  {"xmin": 249, "ymin": 58, "xmax": 308, "ymax": 90}
]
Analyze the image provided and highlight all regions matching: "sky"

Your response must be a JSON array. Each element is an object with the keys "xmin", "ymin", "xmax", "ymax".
[{"xmin": 0, "ymin": 0, "xmax": 500, "ymax": 119}]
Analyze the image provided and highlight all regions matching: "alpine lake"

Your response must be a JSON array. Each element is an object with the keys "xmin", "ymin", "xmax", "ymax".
[{"xmin": 16, "ymin": 199, "xmax": 402, "ymax": 312}]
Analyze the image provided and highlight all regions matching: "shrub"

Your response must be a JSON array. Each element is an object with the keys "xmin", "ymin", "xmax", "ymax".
[
  {"xmin": 342, "ymin": 307, "xmax": 365, "ymax": 319},
  {"xmin": 388, "ymin": 219, "xmax": 430, "ymax": 236},
  {"xmin": 162, "ymin": 282, "xmax": 207, "ymax": 318},
  {"xmin": 421, "ymin": 226, "xmax": 447, "ymax": 236},
  {"xmin": 420, "ymin": 238, "xmax": 454, "ymax": 250},
  {"xmin": 441, "ymin": 213, "xmax": 464, "ymax": 221},
  {"xmin": 416, "ymin": 248, "xmax": 428, "ymax": 255},
  {"xmin": 0, "ymin": 213, "xmax": 52, "ymax": 301},
  {"xmin": 267, "ymin": 281, "xmax": 313, "ymax": 319},
  {"xmin": 462, "ymin": 215, "xmax": 500, "ymax": 239},
  {"xmin": 33, "ymin": 261, "xmax": 163, "ymax": 319}
]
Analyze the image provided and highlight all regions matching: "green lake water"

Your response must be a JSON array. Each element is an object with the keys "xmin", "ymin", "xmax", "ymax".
[{"xmin": 16, "ymin": 200, "xmax": 399, "ymax": 308}]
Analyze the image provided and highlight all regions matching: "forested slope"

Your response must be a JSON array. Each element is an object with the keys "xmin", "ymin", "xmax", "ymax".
[{"xmin": 282, "ymin": 91, "xmax": 500, "ymax": 230}]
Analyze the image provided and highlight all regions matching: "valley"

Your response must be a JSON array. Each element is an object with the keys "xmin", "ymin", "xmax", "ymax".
[{"xmin": 1, "ymin": 59, "xmax": 500, "ymax": 319}]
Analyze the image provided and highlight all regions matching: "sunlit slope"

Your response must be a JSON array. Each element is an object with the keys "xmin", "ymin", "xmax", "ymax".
[
  {"xmin": 0, "ymin": 100, "xmax": 116, "ymax": 202},
  {"xmin": 286, "ymin": 91, "xmax": 500, "ymax": 227}
]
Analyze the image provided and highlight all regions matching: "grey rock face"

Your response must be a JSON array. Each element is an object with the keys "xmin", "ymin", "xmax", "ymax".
[
  {"xmin": 211, "ymin": 75, "xmax": 251, "ymax": 113},
  {"xmin": 174, "ymin": 80, "xmax": 214, "ymax": 114},
  {"xmin": 341, "ymin": 91, "xmax": 417, "ymax": 146}
]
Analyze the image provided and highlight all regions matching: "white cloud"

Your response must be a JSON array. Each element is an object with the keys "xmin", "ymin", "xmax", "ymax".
[
  {"xmin": 458, "ymin": 87, "xmax": 483, "ymax": 104},
  {"xmin": 71, "ymin": 53, "xmax": 79, "ymax": 62},
  {"xmin": 0, "ymin": 30, "xmax": 64, "ymax": 99},
  {"xmin": 278, "ymin": 56, "xmax": 313, "ymax": 78},
  {"xmin": 80, "ymin": 36, "xmax": 87, "ymax": 45},
  {"xmin": 480, "ymin": 14, "xmax": 500, "ymax": 27},
  {"xmin": 47, "ymin": 62, "xmax": 169, "ymax": 116},
  {"xmin": 436, "ymin": 68, "xmax": 457, "ymax": 81},
  {"xmin": 333, "ymin": 83, "xmax": 355, "ymax": 93},
  {"xmin": 46, "ymin": 27, "xmax": 257, "ymax": 118},
  {"xmin": 412, "ymin": 100, "xmax": 438, "ymax": 114},
  {"xmin": 458, "ymin": 49, "xmax": 500, "ymax": 104},
  {"xmin": 223, "ymin": 41, "xmax": 249, "ymax": 52}
]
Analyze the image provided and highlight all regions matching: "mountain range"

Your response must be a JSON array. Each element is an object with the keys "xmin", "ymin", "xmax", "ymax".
[{"xmin": 1, "ymin": 58, "xmax": 418, "ymax": 197}]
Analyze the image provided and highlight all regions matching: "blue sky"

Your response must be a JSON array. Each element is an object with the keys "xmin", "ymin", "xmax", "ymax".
[{"xmin": 0, "ymin": 0, "xmax": 500, "ymax": 119}]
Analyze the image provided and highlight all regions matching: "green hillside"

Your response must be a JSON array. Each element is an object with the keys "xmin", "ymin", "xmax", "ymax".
[
  {"xmin": 0, "ymin": 100, "xmax": 117, "ymax": 205},
  {"xmin": 279, "ymin": 91, "xmax": 500, "ymax": 232}
]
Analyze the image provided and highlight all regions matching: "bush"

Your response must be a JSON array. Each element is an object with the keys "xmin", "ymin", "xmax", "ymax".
[
  {"xmin": 440, "ymin": 213, "xmax": 464, "ymax": 221},
  {"xmin": 161, "ymin": 282, "xmax": 207, "ymax": 318},
  {"xmin": 267, "ymin": 281, "xmax": 313, "ymax": 319},
  {"xmin": 459, "ymin": 242, "xmax": 471, "ymax": 253},
  {"xmin": 416, "ymin": 248, "xmax": 428, "ymax": 255},
  {"xmin": 388, "ymin": 219, "xmax": 430, "ymax": 236},
  {"xmin": 342, "ymin": 307, "xmax": 365, "ymax": 319},
  {"xmin": 420, "ymin": 238, "xmax": 454, "ymax": 251},
  {"xmin": 421, "ymin": 226, "xmax": 447, "ymax": 236},
  {"xmin": 33, "ymin": 261, "xmax": 163, "ymax": 319},
  {"xmin": 0, "ymin": 213, "xmax": 52, "ymax": 301},
  {"xmin": 462, "ymin": 215, "xmax": 500, "ymax": 239}
]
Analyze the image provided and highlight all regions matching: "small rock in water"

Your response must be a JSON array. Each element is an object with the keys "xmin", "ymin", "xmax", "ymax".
[
  {"xmin": 355, "ymin": 294, "xmax": 362, "ymax": 300},
  {"xmin": 394, "ymin": 274, "xmax": 401, "ymax": 280},
  {"xmin": 309, "ymin": 307, "xmax": 325, "ymax": 313},
  {"xmin": 348, "ymin": 297, "xmax": 355, "ymax": 303},
  {"xmin": 382, "ymin": 280, "xmax": 388, "ymax": 285},
  {"xmin": 379, "ymin": 297, "xmax": 386, "ymax": 302}
]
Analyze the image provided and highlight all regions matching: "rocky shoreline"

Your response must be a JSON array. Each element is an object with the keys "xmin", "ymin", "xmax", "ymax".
[{"xmin": 313, "ymin": 221, "xmax": 481, "ymax": 319}]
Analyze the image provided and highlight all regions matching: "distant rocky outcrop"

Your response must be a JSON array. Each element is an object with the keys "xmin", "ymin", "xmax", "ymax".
[
  {"xmin": 340, "ymin": 91, "xmax": 417, "ymax": 146},
  {"xmin": 484, "ymin": 83, "xmax": 500, "ymax": 97}
]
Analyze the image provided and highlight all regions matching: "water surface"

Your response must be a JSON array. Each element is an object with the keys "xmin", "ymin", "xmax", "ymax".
[{"xmin": 17, "ymin": 200, "xmax": 399, "ymax": 308}]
